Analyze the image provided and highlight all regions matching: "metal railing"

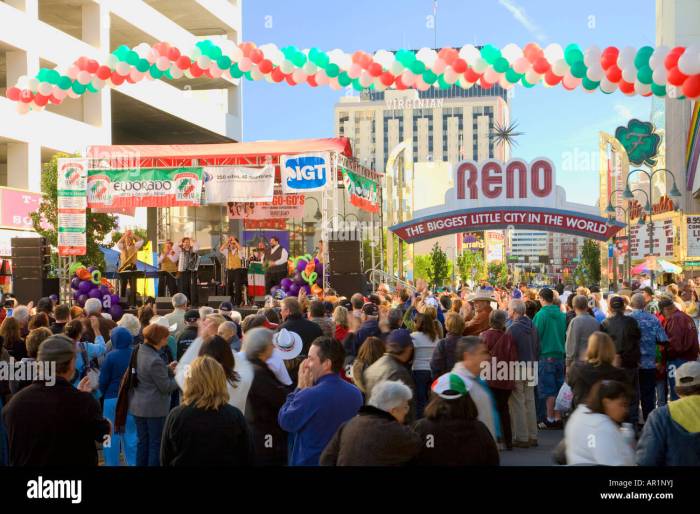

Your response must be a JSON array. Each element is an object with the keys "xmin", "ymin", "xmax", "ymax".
[{"xmin": 367, "ymin": 267, "xmax": 416, "ymax": 294}]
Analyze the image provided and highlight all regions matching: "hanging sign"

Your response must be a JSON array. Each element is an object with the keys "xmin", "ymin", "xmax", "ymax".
[
  {"xmin": 341, "ymin": 167, "xmax": 379, "ymax": 213},
  {"xmin": 57, "ymin": 158, "xmax": 88, "ymax": 256},
  {"xmin": 281, "ymin": 153, "xmax": 330, "ymax": 193},
  {"xmin": 203, "ymin": 165, "xmax": 275, "ymax": 204}
]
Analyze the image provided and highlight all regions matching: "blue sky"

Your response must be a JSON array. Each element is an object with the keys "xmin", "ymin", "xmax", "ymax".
[{"xmin": 241, "ymin": 0, "xmax": 657, "ymax": 205}]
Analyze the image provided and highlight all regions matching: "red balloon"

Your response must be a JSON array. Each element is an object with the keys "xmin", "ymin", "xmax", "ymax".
[
  {"xmin": 189, "ymin": 63, "xmax": 204, "ymax": 78},
  {"xmin": 258, "ymin": 59, "xmax": 273, "ymax": 74},
  {"xmin": 86, "ymin": 60, "xmax": 99, "ymax": 74},
  {"xmin": 110, "ymin": 71, "xmax": 125, "ymax": 85},
  {"xmin": 600, "ymin": 47, "xmax": 619, "ymax": 70},
  {"xmin": 34, "ymin": 94, "xmax": 48, "ymax": 106},
  {"xmin": 76, "ymin": 56, "xmax": 89, "ymax": 70},
  {"xmin": 380, "ymin": 71, "xmax": 395, "ymax": 86},
  {"xmin": 96, "ymin": 65, "xmax": 112, "ymax": 80},
  {"xmin": 271, "ymin": 67, "xmax": 285, "ymax": 82},
  {"xmin": 307, "ymin": 75, "xmax": 318, "ymax": 87},
  {"xmin": 544, "ymin": 70, "xmax": 562, "ymax": 86},
  {"xmin": 618, "ymin": 80, "xmax": 634, "ymax": 95},
  {"xmin": 168, "ymin": 47, "xmax": 181, "ymax": 61},
  {"xmin": 606, "ymin": 65, "xmax": 622, "ymax": 83},
  {"xmin": 682, "ymin": 75, "xmax": 700, "ymax": 98},
  {"xmin": 176, "ymin": 56, "xmax": 191, "ymax": 70},
  {"xmin": 452, "ymin": 58, "xmax": 467, "ymax": 74},
  {"xmin": 48, "ymin": 94, "xmax": 61, "ymax": 104},
  {"xmin": 126, "ymin": 74, "xmax": 137, "ymax": 84},
  {"xmin": 6, "ymin": 87, "xmax": 21, "ymax": 101},
  {"xmin": 352, "ymin": 51, "xmax": 364, "ymax": 64},
  {"xmin": 368, "ymin": 62, "xmax": 383, "ymax": 77},
  {"xmin": 250, "ymin": 49, "xmax": 263, "ymax": 64},
  {"xmin": 443, "ymin": 48, "xmax": 458, "ymax": 65},
  {"xmin": 479, "ymin": 77, "xmax": 494, "ymax": 89},
  {"xmin": 20, "ymin": 91, "xmax": 33, "ymax": 103},
  {"xmin": 285, "ymin": 75, "xmax": 297, "ymax": 86},
  {"xmin": 464, "ymin": 67, "xmax": 481, "ymax": 83},
  {"xmin": 667, "ymin": 66, "xmax": 688, "ymax": 87},
  {"xmin": 523, "ymin": 43, "xmax": 542, "ymax": 62},
  {"xmin": 157, "ymin": 42, "xmax": 171, "ymax": 57},
  {"xmin": 664, "ymin": 46, "xmax": 685, "ymax": 69},
  {"xmin": 437, "ymin": 48, "xmax": 451, "ymax": 61},
  {"xmin": 358, "ymin": 54, "xmax": 371, "ymax": 69},
  {"xmin": 395, "ymin": 76, "xmax": 406, "ymax": 90},
  {"xmin": 533, "ymin": 57, "xmax": 550, "ymax": 74}
]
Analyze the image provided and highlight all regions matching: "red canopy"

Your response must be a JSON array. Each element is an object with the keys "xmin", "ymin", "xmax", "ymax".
[{"xmin": 87, "ymin": 137, "xmax": 353, "ymax": 168}]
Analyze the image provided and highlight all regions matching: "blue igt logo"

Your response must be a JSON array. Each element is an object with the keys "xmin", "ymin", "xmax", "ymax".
[{"xmin": 284, "ymin": 155, "xmax": 328, "ymax": 190}]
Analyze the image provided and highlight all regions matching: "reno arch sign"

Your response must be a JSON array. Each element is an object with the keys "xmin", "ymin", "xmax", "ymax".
[{"xmin": 390, "ymin": 158, "xmax": 624, "ymax": 244}]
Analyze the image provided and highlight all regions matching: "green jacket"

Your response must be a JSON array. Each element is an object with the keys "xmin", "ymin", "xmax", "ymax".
[{"xmin": 533, "ymin": 304, "xmax": 566, "ymax": 359}]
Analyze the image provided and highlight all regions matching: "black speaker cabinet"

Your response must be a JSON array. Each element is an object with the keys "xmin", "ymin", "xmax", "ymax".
[
  {"xmin": 155, "ymin": 296, "xmax": 173, "ymax": 310},
  {"xmin": 329, "ymin": 273, "xmax": 368, "ymax": 298},
  {"xmin": 328, "ymin": 240, "xmax": 362, "ymax": 274},
  {"xmin": 12, "ymin": 278, "xmax": 59, "ymax": 305},
  {"xmin": 208, "ymin": 295, "xmax": 230, "ymax": 308}
]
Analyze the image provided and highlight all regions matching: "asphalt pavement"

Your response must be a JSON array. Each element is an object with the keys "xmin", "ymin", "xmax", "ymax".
[{"xmin": 500, "ymin": 428, "xmax": 564, "ymax": 466}]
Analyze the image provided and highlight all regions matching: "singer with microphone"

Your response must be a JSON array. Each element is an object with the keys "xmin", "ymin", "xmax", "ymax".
[
  {"xmin": 177, "ymin": 237, "xmax": 199, "ymax": 305},
  {"xmin": 264, "ymin": 236, "xmax": 289, "ymax": 293},
  {"xmin": 115, "ymin": 229, "xmax": 144, "ymax": 307},
  {"xmin": 219, "ymin": 235, "xmax": 245, "ymax": 306},
  {"xmin": 157, "ymin": 240, "xmax": 179, "ymax": 297}
]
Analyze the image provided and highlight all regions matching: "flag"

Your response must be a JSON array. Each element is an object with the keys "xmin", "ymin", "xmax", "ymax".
[{"xmin": 247, "ymin": 262, "xmax": 266, "ymax": 299}]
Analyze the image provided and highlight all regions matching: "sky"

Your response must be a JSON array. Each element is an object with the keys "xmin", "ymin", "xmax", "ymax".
[{"xmin": 241, "ymin": 0, "xmax": 657, "ymax": 205}]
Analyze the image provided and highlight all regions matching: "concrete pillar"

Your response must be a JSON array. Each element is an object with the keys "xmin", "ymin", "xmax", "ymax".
[
  {"xmin": 82, "ymin": 2, "xmax": 111, "ymax": 134},
  {"xmin": 7, "ymin": 141, "xmax": 41, "ymax": 191}
]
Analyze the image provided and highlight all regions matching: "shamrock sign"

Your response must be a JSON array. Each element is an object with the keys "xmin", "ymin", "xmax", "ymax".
[{"xmin": 614, "ymin": 118, "xmax": 661, "ymax": 167}]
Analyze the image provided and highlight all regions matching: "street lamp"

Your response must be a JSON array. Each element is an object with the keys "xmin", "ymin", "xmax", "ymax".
[
  {"xmin": 607, "ymin": 187, "xmax": 651, "ymax": 285},
  {"xmin": 624, "ymin": 168, "xmax": 681, "ymax": 288}
]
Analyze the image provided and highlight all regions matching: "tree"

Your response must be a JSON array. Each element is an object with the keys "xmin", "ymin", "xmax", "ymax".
[
  {"xmin": 487, "ymin": 261, "xmax": 509, "ymax": 287},
  {"xmin": 31, "ymin": 152, "xmax": 118, "ymax": 269},
  {"xmin": 425, "ymin": 242, "xmax": 449, "ymax": 289},
  {"xmin": 579, "ymin": 240, "xmax": 601, "ymax": 285},
  {"xmin": 457, "ymin": 250, "xmax": 486, "ymax": 285}
]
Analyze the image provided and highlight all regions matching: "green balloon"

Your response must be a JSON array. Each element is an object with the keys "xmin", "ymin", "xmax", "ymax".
[
  {"xmin": 634, "ymin": 46, "xmax": 654, "ymax": 69},
  {"xmin": 47, "ymin": 69, "xmax": 60, "ymax": 84},
  {"xmin": 195, "ymin": 41, "xmax": 209, "ymax": 50},
  {"xmin": 564, "ymin": 44, "xmax": 583, "ymax": 65},
  {"xmin": 494, "ymin": 57, "xmax": 509, "ymax": 73},
  {"xmin": 582, "ymin": 77, "xmax": 600, "ymax": 90},
  {"xmin": 651, "ymin": 82, "xmax": 666, "ymax": 97},
  {"xmin": 137, "ymin": 59, "xmax": 150, "ymax": 72},
  {"xmin": 422, "ymin": 70, "xmax": 437, "ymax": 84},
  {"xmin": 86, "ymin": 82, "xmax": 98, "ymax": 93},
  {"xmin": 637, "ymin": 66, "xmax": 653, "ymax": 85},
  {"xmin": 37, "ymin": 69, "xmax": 48, "ymax": 81},
  {"xmin": 58, "ymin": 76, "xmax": 72, "ymax": 90},
  {"xmin": 505, "ymin": 68, "xmax": 522, "ymax": 83},
  {"xmin": 338, "ymin": 72, "xmax": 352, "ymax": 87},
  {"xmin": 325, "ymin": 63, "xmax": 340, "ymax": 78},
  {"xmin": 244, "ymin": 71, "xmax": 253, "ymax": 81},
  {"xmin": 521, "ymin": 78, "xmax": 535, "ymax": 88},
  {"xmin": 481, "ymin": 45, "xmax": 501, "ymax": 64},
  {"xmin": 316, "ymin": 53, "xmax": 330, "ymax": 69},
  {"xmin": 291, "ymin": 52, "xmax": 306, "ymax": 67},
  {"xmin": 352, "ymin": 79, "xmax": 363, "ymax": 91},
  {"xmin": 437, "ymin": 76, "xmax": 450, "ymax": 89},
  {"xmin": 230, "ymin": 64, "xmax": 243, "ymax": 78},
  {"xmin": 149, "ymin": 65, "xmax": 163, "ymax": 79},
  {"xmin": 71, "ymin": 82, "xmax": 85, "ymax": 94},
  {"xmin": 309, "ymin": 47, "xmax": 319, "ymax": 63},
  {"xmin": 571, "ymin": 61, "xmax": 588, "ymax": 79},
  {"xmin": 126, "ymin": 51, "xmax": 139, "ymax": 66},
  {"xmin": 209, "ymin": 46, "xmax": 222, "ymax": 60},
  {"xmin": 164, "ymin": 69, "xmax": 173, "ymax": 80},
  {"xmin": 410, "ymin": 60, "xmax": 425, "ymax": 74},
  {"xmin": 217, "ymin": 55, "xmax": 231, "ymax": 70},
  {"xmin": 398, "ymin": 50, "xmax": 415, "ymax": 66}
]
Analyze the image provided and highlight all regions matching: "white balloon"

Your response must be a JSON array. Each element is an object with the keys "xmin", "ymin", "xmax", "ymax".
[
  {"xmin": 432, "ymin": 58, "xmax": 446, "ymax": 74},
  {"xmin": 250, "ymin": 68, "xmax": 263, "ymax": 81},
  {"xmin": 501, "ymin": 43, "xmax": 523, "ymax": 63},
  {"xmin": 374, "ymin": 80, "xmax": 387, "ymax": 92},
  {"xmin": 513, "ymin": 57, "xmax": 530, "ymax": 74},
  {"xmin": 191, "ymin": 47, "xmax": 202, "ymax": 60},
  {"xmin": 291, "ymin": 68, "xmax": 306, "ymax": 83},
  {"xmin": 107, "ymin": 55, "xmax": 118, "ymax": 68},
  {"xmin": 52, "ymin": 86, "xmax": 67, "ymax": 100},
  {"xmin": 459, "ymin": 44, "xmax": 480, "ymax": 62},
  {"xmin": 28, "ymin": 77, "xmax": 39, "ymax": 92},
  {"xmin": 66, "ymin": 66, "xmax": 79, "ymax": 80},
  {"xmin": 326, "ymin": 49, "xmax": 344, "ymax": 64},
  {"xmin": 562, "ymin": 73, "xmax": 581, "ymax": 89},
  {"xmin": 649, "ymin": 45, "xmax": 669, "ymax": 69},
  {"xmin": 147, "ymin": 49, "xmax": 159, "ymax": 64},
  {"xmin": 525, "ymin": 70, "xmax": 542, "ymax": 84},
  {"xmin": 38, "ymin": 82, "xmax": 53, "ymax": 95},
  {"xmin": 584, "ymin": 45, "xmax": 601, "ymax": 67},
  {"xmin": 16, "ymin": 75, "xmax": 29, "ymax": 89},
  {"xmin": 457, "ymin": 76, "xmax": 474, "ymax": 89},
  {"xmin": 348, "ymin": 63, "xmax": 362, "ymax": 79},
  {"xmin": 600, "ymin": 78, "xmax": 618, "ymax": 94},
  {"xmin": 587, "ymin": 65, "xmax": 604, "ymax": 82},
  {"xmin": 543, "ymin": 43, "xmax": 564, "ymax": 63},
  {"xmin": 315, "ymin": 71, "xmax": 329, "ymax": 86},
  {"xmin": 303, "ymin": 62, "xmax": 317, "ymax": 75},
  {"xmin": 359, "ymin": 71, "xmax": 373, "ymax": 88},
  {"xmin": 115, "ymin": 61, "xmax": 130, "ymax": 76},
  {"xmin": 444, "ymin": 67, "xmax": 458, "ymax": 84},
  {"xmin": 16, "ymin": 102, "xmax": 30, "ymax": 114},
  {"xmin": 197, "ymin": 56, "xmax": 211, "ymax": 69},
  {"xmin": 483, "ymin": 68, "xmax": 500, "ymax": 84},
  {"xmin": 552, "ymin": 59, "xmax": 569, "ymax": 76},
  {"xmin": 169, "ymin": 66, "xmax": 184, "ymax": 79},
  {"xmin": 231, "ymin": 46, "xmax": 244, "ymax": 62},
  {"xmin": 134, "ymin": 43, "xmax": 151, "ymax": 58},
  {"xmin": 622, "ymin": 66, "xmax": 637, "ymax": 83},
  {"xmin": 401, "ymin": 70, "xmax": 415, "ymax": 86},
  {"xmin": 279, "ymin": 60, "xmax": 294, "ymax": 74},
  {"xmin": 374, "ymin": 50, "xmax": 394, "ymax": 68},
  {"xmin": 652, "ymin": 67, "xmax": 667, "ymax": 85},
  {"xmin": 635, "ymin": 80, "xmax": 651, "ymax": 96},
  {"xmin": 618, "ymin": 46, "xmax": 636, "ymax": 69},
  {"xmin": 210, "ymin": 66, "xmax": 224, "ymax": 78},
  {"xmin": 390, "ymin": 61, "xmax": 404, "ymax": 75},
  {"xmin": 678, "ymin": 45, "xmax": 700, "ymax": 75},
  {"xmin": 472, "ymin": 57, "xmax": 489, "ymax": 73},
  {"xmin": 156, "ymin": 56, "xmax": 170, "ymax": 71},
  {"xmin": 92, "ymin": 78, "xmax": 105, "ymax": 89}
]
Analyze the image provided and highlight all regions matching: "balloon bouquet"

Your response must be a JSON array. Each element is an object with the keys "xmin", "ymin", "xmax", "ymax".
[
  {"xmin": 69, "ymin": 261, "xmax": 123, "ymax": 319},
  {"xmin": 270, "ymin": 254, "xmax": 324, "ymax": 299}
]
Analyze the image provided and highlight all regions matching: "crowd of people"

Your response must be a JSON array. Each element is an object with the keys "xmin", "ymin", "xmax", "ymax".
[{"xmin": 0, "ymin": 274, "xmax": 698, "ymax": 467}]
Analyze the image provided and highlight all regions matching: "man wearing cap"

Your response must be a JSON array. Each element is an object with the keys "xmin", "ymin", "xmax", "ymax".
[
  {"xmin": 2, "ymin": 335, "xmax": 111, "ymax": 465},
  {"xmin": 658, "ymin": 297, "xmax": 700, "ymax": 401},
  {"xmin": 602, "ymin": 295, "xmax": 642, "ymax": 425},
  {"xmin": 641, "ymin": 287, "xmax": 660, "ymax": 315},
  {"xmin": 364, "ymin": 329, "xmax": 416, "ymax": 422},
  {"xmin": 218, "ymin": 301, "xmax": 235, "ymax": 322},
  {"xmin": 345, "ymin": 303, "xmax": 382, "ymax": 359},
  {"xmin": 176, "ymin": 309, "xmax": 200, "ymax": 360},
  {"xmin": 636, "ymin": 361, "xmax": 700, "ymax": 466},
  {"xmin": 462, "ymin": 289, "xmax": 494, "ymax": 337}
]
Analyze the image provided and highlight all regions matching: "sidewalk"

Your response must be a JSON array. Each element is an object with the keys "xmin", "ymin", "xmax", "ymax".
[{"xmin": 500, "ymin": 429, "xmax": 563, "ymax": 466}]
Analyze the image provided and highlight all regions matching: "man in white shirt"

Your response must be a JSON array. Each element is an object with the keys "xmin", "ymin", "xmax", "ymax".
[
  {"xmin": 176, "ymin": 237, "xmax": 199, "ymax": 305},
  {"xmin": 264, "ymin": 236, "xmax": 289, "ymax": 293}
]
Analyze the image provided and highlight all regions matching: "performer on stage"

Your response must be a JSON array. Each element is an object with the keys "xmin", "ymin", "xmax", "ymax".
[
  {"xmin": 314, "ymin": 239, "xmax": 325, "ymax": 264},
  {"xmin": 177, "ymin": 237, "xmax": 199, "ymax": 305},
  {"xmin": 219, "ymin": 236, "xmax": 245, "ymax": 306},
  {"xmin": 115, "ymin": 230, "xmax": 144, "ymax": 307},
  {"xmin": 157, "ymin": 240, "xmax": 179, "ymax": 297},
  {"xmin": 264, "ymin": 236, "xmax": 289, "ymax": 293}
]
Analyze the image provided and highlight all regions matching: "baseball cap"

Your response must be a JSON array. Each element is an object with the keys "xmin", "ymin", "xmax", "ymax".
[
  {"xmin": 609, "ymin": 296, "xmax": 625, "ymax": 310},
  {"xmin": 512, "ymin": 289, "xmax": 523, "ymax": 299},
  {"xmin": 219, "ymin": 301, "xmax": 234, "ymax": 312},
  {"xmin": 386, "ymin": 328, "xmax": 413, "ymax": 350},
  {"xmin": 675, "ymin": 361, "xmax": 700, "ymax": 388},
  {"xmin": 641, "ymin": 287, "xmax": 654, "ymax": 296},
  {"xmin": 362, "ymin": 302, "xmax": 379, "ymax": 317},
  {"xmin": 658, "ymin": 298, "xmax": 674, "ymax": 310},
  {"xmin": 431, "ymin": 372, "xmax": 470, "ymax": 400},
  {"xmin": 184, "ymin": 309, "xmax": 200, "ymax": 323}
]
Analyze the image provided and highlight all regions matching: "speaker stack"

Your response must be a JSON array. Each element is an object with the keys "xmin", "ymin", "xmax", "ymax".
[
  {"xmin": 11, "ymin": 237, "xmax": 58, "ymax": 304},
  {"xmin": 327, "ymin": 240, "xmax": 368, "ymax": 297}
]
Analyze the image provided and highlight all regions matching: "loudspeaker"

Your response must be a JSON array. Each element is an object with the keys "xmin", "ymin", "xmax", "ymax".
[
  {"xmin": 11, "ymin": 237, "xmax": 47, "ymax": 248},
  {"xmin": 208, "ymin": 295, "xmax": 231, "ymax": 308},
  {"xmin": 12, "ymin": 237, "xmax": 50, "ymax": 281},
  {"xmin": 196, "ymin": 284, "xmax": 210, "ymax": 307},
  {"xmin": 328, "ymin": 240, "xmax": 362, "ymax": 274},
  {"xmin": 329, "ymin": 273, "xmax": 368, "ymax": 298},
  {"xmin": 12, "ymin": 278, "xmax": 59, "ymax": 305},
  {"xmin": 156, "ymin": 296, "xmax": 173, "ymax": 310}
]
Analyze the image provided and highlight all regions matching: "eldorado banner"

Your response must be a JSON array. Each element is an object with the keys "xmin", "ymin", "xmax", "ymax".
[
  {"xmin": 342, "ymin": 167, "xmax": 379, "ymax": 213},
  {"xmin": 227, "ymin": 186, "xmax": 304, "ymax": 220},
  {"xmin": 203, "ymin": 165, "xmax": 275, "ymax": 204},
  {"xmin": 87, "ymin": 167, "xmax": 202, "ymax": 209}
]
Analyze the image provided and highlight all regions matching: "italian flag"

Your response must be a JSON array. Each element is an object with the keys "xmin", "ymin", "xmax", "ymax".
[{"xmin": 247, "ymin": 262, "xmax": 266, "ymax": 299}]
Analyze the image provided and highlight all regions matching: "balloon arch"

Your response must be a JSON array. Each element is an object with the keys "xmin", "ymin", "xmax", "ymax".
[{"xmin": 5, "ymin": 40, "xmax": 700, "ymax": 113}]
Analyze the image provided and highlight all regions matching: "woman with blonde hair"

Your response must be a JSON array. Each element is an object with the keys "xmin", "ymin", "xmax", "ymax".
[
  {"xmin": 160, "ymin": 356, "xmax": 253, "ymax": 466},
  {"xmin": 333, "ymin": 305, "xmax": 350, "ymax": 343},
  {"xmin": 351, "ymin": 336, "xmax": 386, "ymax": 395},
  {"xmin": 566, "ymin": 331, "xmax": 627, "ymax": 409}
]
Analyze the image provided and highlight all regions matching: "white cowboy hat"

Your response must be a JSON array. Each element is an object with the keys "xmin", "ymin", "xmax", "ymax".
[
  {"xmin": 469, "ymin": 288, "xmax": 497, "ymax": 303},
  {"xmin": 273, "ymin": 328, "xmax": 303, "ymax": 361},
  {"xmin": 150, "ymin": 316, "xmax": 177, "ymax": 333}
]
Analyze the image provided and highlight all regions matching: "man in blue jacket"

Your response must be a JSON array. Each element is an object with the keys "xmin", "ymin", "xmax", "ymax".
[
  {"xmin": 636, "ymin": 361, "xmax": 700, "ymax": 466},
  {"xmin": 278, "ymin": 336, "xmax": 363, "ymax": 466}
]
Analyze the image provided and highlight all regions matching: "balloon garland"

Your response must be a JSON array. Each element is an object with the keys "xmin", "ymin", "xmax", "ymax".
[
  {"xmin": 5, "ymin": 40, "xmax": 700, "ymax": 113},
  {"xmin": 69, "ymin": 262, "xmax": 123, "ymax": 320},
  {"xmin": 272, "ymin": 255, "xmax": 324, "ymax": 299}
]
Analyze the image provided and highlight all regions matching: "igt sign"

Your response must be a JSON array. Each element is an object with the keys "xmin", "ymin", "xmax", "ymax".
[
  {"xmin": 281, "ymin": 152, "xmax": 330, "ymax": 193},
  {"xmin": 455, "ymin": 158, "xmax": 555, "ymax": 208}
]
